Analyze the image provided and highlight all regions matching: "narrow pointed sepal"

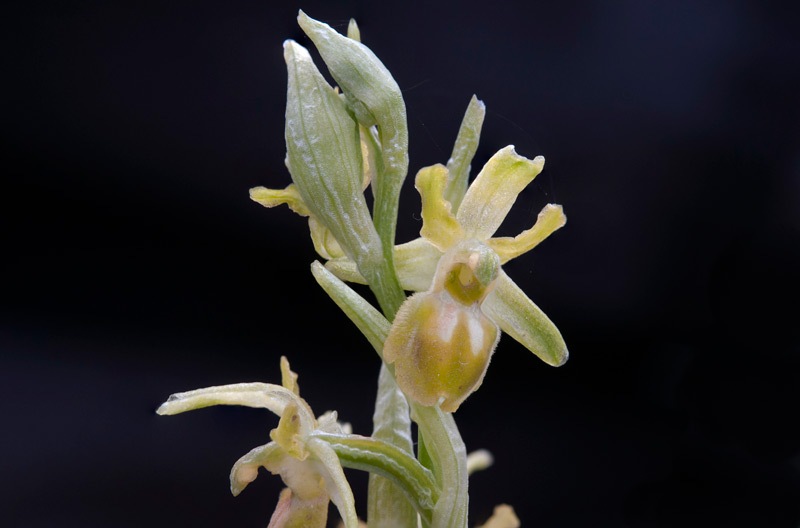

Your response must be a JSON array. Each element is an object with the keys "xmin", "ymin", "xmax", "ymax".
[
  {"xmin": 310, "ymin": 261, "xmax": 391, "ymax": 356},
  {"xmin": 445, "ymin": 95, "xmax": 486, "ymax": 213},
  {"xmin": 482, "ymin": 270, "xmax": 568, "ymax": 367}
]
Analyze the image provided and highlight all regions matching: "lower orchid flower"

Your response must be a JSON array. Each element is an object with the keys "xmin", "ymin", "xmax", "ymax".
[{"xmin": 157, "ymin": 357, "xmax": 359, "ymax": 528}]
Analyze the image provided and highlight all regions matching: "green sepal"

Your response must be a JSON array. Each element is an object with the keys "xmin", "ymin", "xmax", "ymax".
[
  {"xmin": 482, "ymin": 269, "xmax": 569, "ymax": 367},
  {"xmin": 310, "ymin": 261, "xmax": 391, "ymax": 356},
  {"xmin": 445, "ymin": 95, "xmax": 486, "ymax": 213}
]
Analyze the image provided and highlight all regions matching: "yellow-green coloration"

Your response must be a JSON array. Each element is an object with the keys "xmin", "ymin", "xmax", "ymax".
[
  {"xmin": 162, "ymin": 11, "xmax": 573, "ymax": 527},
  {"xmin": 385, "ymin": 291, "xmax": 499, "ymax": 412},
  {"xmin": 157, "ymin": 357, "xmax": 360, "ymax": 528},
  {"xmin": 270, "ymin": 403, "xmax": 309, "ymax": 461},
  {"xmin": 384, "ymin": 240, "xmax": 502, "ymax": 412},
  {"xmin": 326, "ymin": 145, "xmax": 569, "ymax": 374}
]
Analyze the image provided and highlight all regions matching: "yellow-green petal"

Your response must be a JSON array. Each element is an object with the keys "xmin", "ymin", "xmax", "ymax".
[
  {"xmin": 249, "ymin": 184, "xmax": 310, "ymax": 217},
  {"xmin": 481, "ymin": 270, "xmax": 568, "ymax": 367},
  {"xmin": 456, "ymin": 146, "xmax": 545, "ymax": 240},
  {"xmin": 416, "ymin": 164, "xmax": 464, "ymax": 251},
  {"xmin": 488, "ymin": 203, "xmax": 566, "ymax": 264}
]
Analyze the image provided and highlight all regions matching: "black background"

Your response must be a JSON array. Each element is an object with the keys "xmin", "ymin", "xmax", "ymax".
[{"xmin": 3, "ymin": 1, "xmax": 800, "ymax": 527}]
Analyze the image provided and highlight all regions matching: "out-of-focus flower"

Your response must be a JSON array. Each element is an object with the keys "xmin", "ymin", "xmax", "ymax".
[{"xmin": 477, "ymin": 504, "xmax": 521, "ymax": 528}]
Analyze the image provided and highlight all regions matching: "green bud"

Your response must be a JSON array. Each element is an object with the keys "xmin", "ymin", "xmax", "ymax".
[
  {"xmin": 297, "ymin": 11, "xmax": 407, "ymax": 173},
  {"xmin": 297, "ymin": 11, "xmax": 409, "ymax": 282},
  {"xmin": 283, "ymin": 39, "xmax": 382, "ymax": 268}
]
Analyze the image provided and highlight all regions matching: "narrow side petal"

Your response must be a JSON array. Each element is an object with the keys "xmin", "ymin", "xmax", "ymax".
[
  {"xmin": 250, "ymin": 184, "xmax": 310, "ymax": 216},
  {"xmin": 306, "ymin": 437, "xmax": 359, "ymax": 528},
  {"xmin": 482, "ymin": 270, "xmax": 568, "ymax": 367},
  {"xmin": 456, "ymin": 146, "xmax": 545, "ymax": 240},
  {"xmin": 488, "ymin": 203, "xmax": 566, "ymax": 264},
  {"xmin": 415, "ymin": 164, "xmax": 464, "ymax": 251}
]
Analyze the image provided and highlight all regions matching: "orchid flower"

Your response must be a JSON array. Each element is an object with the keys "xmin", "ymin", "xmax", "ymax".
[
  {"xmin": 328, "ymin": 144, "xmax": 569, "ymax": 411},
  {"xmin": 254, "ymin": 134, "xmax": 568, "ymax": 413},
  {"xmin": 157, "ymin": 357, "xmax": 359, "ymax": 528}
]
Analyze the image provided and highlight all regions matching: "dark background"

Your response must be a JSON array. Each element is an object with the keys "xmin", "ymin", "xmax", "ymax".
[{"xmin": 3, "ymin": 1, "xmax": 800, "ymax": 527}]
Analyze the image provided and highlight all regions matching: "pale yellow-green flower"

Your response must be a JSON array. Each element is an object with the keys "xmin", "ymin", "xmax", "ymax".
[
  {"xmin": 329, "ymin": 146, "xmax": 568, "ymax": 411},
  {"xmin": 157, "ymin": 357, "xmax": 358, "ymax": 528}
]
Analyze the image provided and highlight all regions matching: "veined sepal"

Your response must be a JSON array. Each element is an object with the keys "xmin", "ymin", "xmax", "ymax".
[{"xmin": 444, "ymin": 95, "xmax": 486, "ymax": 212}]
